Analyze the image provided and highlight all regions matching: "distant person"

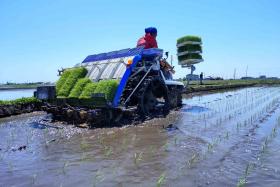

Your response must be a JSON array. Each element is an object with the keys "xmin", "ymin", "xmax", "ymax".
[
  {"xmin": 200, "ymin": 72, "xmax": 203, "ymax": 85},
  {"xmin": 137, "ymin": 27, "xmax": 158, "ymax": 49}
]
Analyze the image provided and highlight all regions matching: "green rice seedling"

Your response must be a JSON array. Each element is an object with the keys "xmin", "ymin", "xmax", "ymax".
[
  {"xmin": 8, "ymin": 161, "xmax": 13, "ymax": 173},
  {"xmin": 177, "ymin": 35, "xmax": 202, "ymax": 43},
  {"xmin": 80, "ymin": 138, "xmax": 91, "ymax": 151},
  {"xmin": 244, "ymin": 163, "xmax": 254, "ymax": 176},
  {"xmin": 32, "ymin": 174, "xmax": 37, "ymax": 185},
  {"xmin": 177, "ymin": 44, "xmax": 202, "ymax": 53},
  {"xmin": 122, "ymin": 138, "xmax": 129, "ymax": 151},
  {"xmin": 69, "ymin": 78, "xmax": 92, "ymax": 98},
  {"xmin": 187, "ymin": 153, "xmax": 198, "ymax": 167},
  {"xmin": 250, "ymin": 116, "xmax": 253, "ymax": 125},
  {"xmin": 174, "ymin": 137, "xmax": 178, "ymax": 145},
  {"xmin": 94, "ymin": 80, "xmax": 119, "ymax": 101},
  {"xmin": 163, "ymin": 141, "xmax": 168, "ymax": 152},
  {"xmin": 44, "ymin": 140, "xmax": 49, "ymax": 148},
  {"xmin": 244, "ymin": 163, "xmax": 252, "ymax": 176},
  {"xmin": 10, "ymin": 130, "xmax": 16, "ymax": 142},
  {"xmin": 236, "ymin": 123, "xmax": 240, "ymax": 131},
  {"xmin": 218, "ymin": 135, "xmax": 223, "ymax": 143},
  {"xmin": 149, "ymin": 145, "xmax": 156, "ymax": 155},
  {"xmin": 237, "ymin": 177, "xmax": 246, "ymax": 187},
  {"xmin": 97, "ymin": 135, "xmax": 105, "ymax": 145},
  {"xmin": 56, "ymin": 70, "xmax": 71, "ymax": 93},
  {"xmin": 26, "ymin": 130, "xmax": 32, "ymax": 145},
  {"xmin": 244, "ymin": 120, "xmax": 247, "ymax": 127},
  {"xmin": 92, "ymin": 170, "xmax": 105, "ymax": 187},
  {"xmin": 134, "ymin": 152, "xmax": 143, "ymax": 166},
  {"xmin": 271, "ymin": 127, "xmax": 277, "ymax": 138},
  {"xmin": 225, "ymin": 131, "xmax": 229, "ymax": 140},
  {"xmin": 104, "ymin": 146, "xmax": 113, "ymax": 157},
  {"xmin": 58, "ymin": 67, "xmax": 88, "ymax": 97},
  {"xmin": 121, "ymin": 138, "xmax": 128, "ymax": 150},
  {"xmin": 157, "ymin": 173, "xmax": 166, "ymax": 187},
  {"xmin": 81, "ymin": 152, "xmax": 88, "ymax": 161},
  {"xmin": 264, "ymin": 137, "xmax": 269, "ymax": 146},
  {"xmin": 43, "ymin": 133, "xmax": 52, "ymax": 148},
  {"xmin": 111, "ymin": 164, "xmax": 118, "ymax": 176},
  {"xmin": 0, "ymin": 153, "xmax": 4, "ymax": 161},
  {"xmin": 178, "ymin": 53, "xmax": 202, "ymax": 61},
  {"xmin": 79, "ymin": 82, "xmax": 98, "ymax": 98},
  {"xmin": 261, "ymin": 143, "xmax": 267, "ymax": 153},
  {"xmin": 207, "ymin": 143, "xmax": 213, "ymax": 152},
  {"xmin": 62, "ymin": 161, "xmax": 69, "ymax": 175},
  {"xmin": 6, "ymin": 138, "xmax": 11, "ymax": 150},
  {"xmin": 216, "ymin": 119, "xmax": 219, "ymax": 126},
  {"xmin": 214, "ymin": 137, "xmax": 220, "ymax": 145},
  {"xmin": 94, "ymin": 169, "xmax": 105, "ymax": 183},
  {"xmin": 203, "ymin": 114, "xmax": 207, "ymax": 128}
]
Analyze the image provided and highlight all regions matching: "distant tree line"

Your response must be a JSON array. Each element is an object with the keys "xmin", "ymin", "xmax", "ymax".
[{"xmin": 5, "ymin": 82, "xmax": 44, "ymax": 85}]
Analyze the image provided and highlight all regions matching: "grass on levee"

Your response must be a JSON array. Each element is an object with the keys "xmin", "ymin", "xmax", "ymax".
[
  {"xmin": 184, "ymin": 79, "xmax": 280, "ymax": 88},
  {"xmin": 0, "ymin": 97, "xmax": 40, "ymax": 106}
]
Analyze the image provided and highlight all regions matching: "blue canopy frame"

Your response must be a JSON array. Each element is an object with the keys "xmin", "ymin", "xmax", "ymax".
[{"xmin": 81, "ymin": 47, "xmax": 163, "ymax": 107}]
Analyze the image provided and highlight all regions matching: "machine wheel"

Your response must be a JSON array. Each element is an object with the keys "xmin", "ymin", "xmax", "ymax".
[
  {"xmin": 137, "ymin": 76, "xmax": 170, "ymax": 117},
  {"xmin": 168, "ymin": 87, "xmax": 183, "ymax": 108},
  {"xmin": 168, "ymin": 88, "xmax": 178, "ymax": 108},
  {"xmin": 177, "ymin": 90, "xmax": 183, "ymax": 107}
]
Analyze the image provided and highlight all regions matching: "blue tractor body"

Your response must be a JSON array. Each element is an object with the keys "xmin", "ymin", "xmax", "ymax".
[
  {"xmin": 36, "ymin": 47, "xmax": 184, "ymax": 124},
  {"xmin": 79, "ymin": 47, "xmax": 172, "ymax": 108}
]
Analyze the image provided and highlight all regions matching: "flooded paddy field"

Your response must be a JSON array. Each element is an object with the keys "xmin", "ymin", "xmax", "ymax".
[
  {"xmin": 0, "ymin": 89, "xmax": 36, "ymax": 100},
  {"xmin": 1, "ymin": 87, "xmax": 280, "ymax": 187}
]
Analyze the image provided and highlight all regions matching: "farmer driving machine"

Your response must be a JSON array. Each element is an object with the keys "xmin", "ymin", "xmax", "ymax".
[{"xmin": 35, "ymin": 36, "xmax": 202, "ymax": 127}]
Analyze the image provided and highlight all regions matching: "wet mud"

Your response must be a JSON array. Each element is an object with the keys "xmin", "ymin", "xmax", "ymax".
[{"xmin": 1, "ymin": 86, "xmax": 280, "ymax": 186}]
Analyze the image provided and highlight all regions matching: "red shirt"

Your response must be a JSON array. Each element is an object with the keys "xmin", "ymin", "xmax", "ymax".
[{"xmin": 137, "ymin": 33, "xmax": 158, "ymax": 49}]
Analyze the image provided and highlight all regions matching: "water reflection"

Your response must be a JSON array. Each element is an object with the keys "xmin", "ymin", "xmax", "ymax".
[
  {"xmin": 181, "ymin": 105, "xmax": 210, "ymax": 113},
  {"xmin": 0, "ymin": 89, "xmax": 35, "ymax": 100}
]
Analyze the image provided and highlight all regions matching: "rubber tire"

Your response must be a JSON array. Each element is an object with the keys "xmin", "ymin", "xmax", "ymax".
[{"xmin": 137, "ymin": 76, "xmax": 170, "ymax": 117}]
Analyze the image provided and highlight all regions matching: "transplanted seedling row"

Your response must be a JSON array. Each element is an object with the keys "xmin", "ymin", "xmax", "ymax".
[
  {"xmin": 176, "ymin": 90, "xmax": 280, "ymax": 186},
  {"xmin": 237, "ymin": 116, "xmax": 280, "ymax": 187},
  {"xmin": 178, "ymin": 87, "xmax": 280, "ymax": 174},
  {"xmin": 194, "ymin": 88, "xmax": 280, "ymax": 129}
]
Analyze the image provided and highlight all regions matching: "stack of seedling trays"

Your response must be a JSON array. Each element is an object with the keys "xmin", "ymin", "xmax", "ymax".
[
  {"xmin": 177, "ymin": 35, "xmax": 203, "ymax": 67},
  {"xmin": 55, "ymin": 67, "xmax": 119, "ymax": 107}
]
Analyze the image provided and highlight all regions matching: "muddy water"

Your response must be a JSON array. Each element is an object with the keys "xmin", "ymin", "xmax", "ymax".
[{"xmin": 1, "ymin": 87, "xmax": 280, "ymax": 187}]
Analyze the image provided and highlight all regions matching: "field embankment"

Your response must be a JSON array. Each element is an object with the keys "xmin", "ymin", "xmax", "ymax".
[
  {"xmin": 185, "ymin": 79, "xmax": 280, "ymax": 93},
  {"xmin": 0, "ymin": 97, "xmax": 41, "ymax": 118},
  {"xmin": 0, "ymin": 83, "xmax": 45, "ymax": 90}
]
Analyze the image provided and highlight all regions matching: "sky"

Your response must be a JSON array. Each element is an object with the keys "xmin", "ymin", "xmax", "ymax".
[{"xmin": 0, "ymin": 0, "xmax": 280, "ymax": 83}]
